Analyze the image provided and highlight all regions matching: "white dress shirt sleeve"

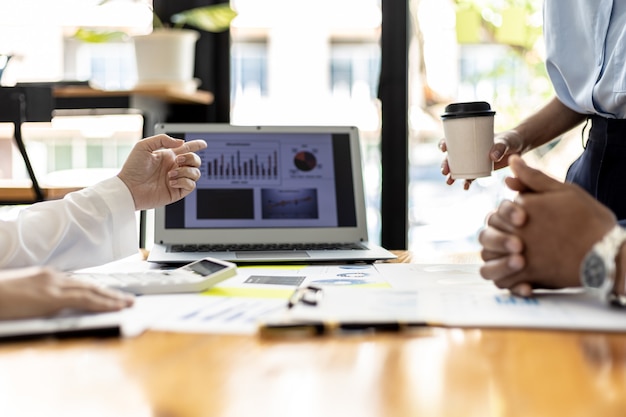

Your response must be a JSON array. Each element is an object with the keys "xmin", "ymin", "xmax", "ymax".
[{"xmin": 0, "ymin": 176, "xmax": 138, "ymax": 271}]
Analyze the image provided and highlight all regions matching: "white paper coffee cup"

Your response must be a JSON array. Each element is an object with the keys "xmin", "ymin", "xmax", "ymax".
[{"xmin": 441, "ymin": 101, "xmax": 495, "ymax": 179}]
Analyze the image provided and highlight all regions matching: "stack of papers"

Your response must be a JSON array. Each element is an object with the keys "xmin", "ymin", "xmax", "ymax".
[
  {"xmin": 3, "ymin": 262, "xmax": 625, "ymax": 340},
  {"xmin": 273, "ymin": 263, "xmax": 626, "ymax": 333}
]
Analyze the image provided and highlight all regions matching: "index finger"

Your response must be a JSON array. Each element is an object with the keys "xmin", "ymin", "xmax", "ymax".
[{"xmin": 172, "ymin": 139, "xmax": 208, "ymax": 155}]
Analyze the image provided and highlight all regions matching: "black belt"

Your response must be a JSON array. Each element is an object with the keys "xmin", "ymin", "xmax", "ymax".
[{"xmin": 590, "ymin": 115, "xmax": 626, "ymax": 145}]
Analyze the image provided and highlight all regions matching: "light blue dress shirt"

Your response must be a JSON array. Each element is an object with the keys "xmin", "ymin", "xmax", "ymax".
[{"xmin": 545, "ymin": 0, "xmax": 626, "ymax": 118}]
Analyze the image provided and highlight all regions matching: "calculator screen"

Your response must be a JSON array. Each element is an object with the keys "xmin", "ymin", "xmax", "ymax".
[{"xmin": 185, "ymin": 259, "xmax": 229, "ymax": 276}]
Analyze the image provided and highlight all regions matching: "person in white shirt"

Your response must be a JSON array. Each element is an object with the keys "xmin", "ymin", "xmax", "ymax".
[
  {"xmin": 441, "ymin": 0, "xmax": 626, "ymax": 296},
  {"xmin": 0, "ymin": 134, "xmax": 207, "ymax": 319}
]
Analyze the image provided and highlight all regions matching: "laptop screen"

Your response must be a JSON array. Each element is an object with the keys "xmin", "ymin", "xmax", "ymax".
[{"xmin": 160, "ymin": 126, "xmax": 360, "ymax": 235}]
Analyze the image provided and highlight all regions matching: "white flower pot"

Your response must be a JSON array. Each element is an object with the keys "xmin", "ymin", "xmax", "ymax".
[{"xmin": 133, "ymin": 28, "xmax": 200, "ymax": 87}]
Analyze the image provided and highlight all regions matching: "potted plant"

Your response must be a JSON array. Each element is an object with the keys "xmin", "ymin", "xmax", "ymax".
[
  {"xmin": 73, "ymin": 2, "xmax": 237, "ymax": 91},
  {"xmin": 133, "ymin": 3, "xmax": 237, "ymax": 90}
]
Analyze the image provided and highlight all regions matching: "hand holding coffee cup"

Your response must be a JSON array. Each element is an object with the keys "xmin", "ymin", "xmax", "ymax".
[{"xmin": 441, "ymin": 101, "xmax": 496, "ymax": 179}]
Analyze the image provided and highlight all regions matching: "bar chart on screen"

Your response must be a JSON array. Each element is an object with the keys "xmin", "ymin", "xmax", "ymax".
[{"xmin": 205, "ymin": 141, "xmax": 279, "ymax": 183}]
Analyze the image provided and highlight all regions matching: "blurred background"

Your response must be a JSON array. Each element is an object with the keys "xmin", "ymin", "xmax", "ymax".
[{"xmin": 0, "ymin": 0, "xmax": 583, "ymax": 258}]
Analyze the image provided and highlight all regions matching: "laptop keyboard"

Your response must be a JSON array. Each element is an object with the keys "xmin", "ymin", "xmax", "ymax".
[{"xmin": 168, "ymin": 242, "xmax": 368, "ymax": 253}]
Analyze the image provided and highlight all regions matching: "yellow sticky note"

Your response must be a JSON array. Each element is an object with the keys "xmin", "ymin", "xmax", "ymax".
[
  {"xmin": 203, "ymin": 287, "xmax": 293, "ymax": 299},
  {"xmin": 355, "ymin": 282, "xmax": 392, "ymax": 289}
]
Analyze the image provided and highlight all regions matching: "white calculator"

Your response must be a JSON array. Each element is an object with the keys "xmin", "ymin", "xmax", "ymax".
[{"xmin": 71, "ymin": 257, "xmax": 237, "ymax": 295}]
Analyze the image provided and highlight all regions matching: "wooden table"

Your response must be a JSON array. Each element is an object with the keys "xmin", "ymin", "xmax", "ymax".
[{"xmin": 1, "ymin": 251, "xmax": 626, "ymax": 417}]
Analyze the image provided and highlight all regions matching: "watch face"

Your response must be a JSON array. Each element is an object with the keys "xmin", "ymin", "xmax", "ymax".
[{"xmin": 583, "ymin": 252, "xmax": 607, "ymax": 289}]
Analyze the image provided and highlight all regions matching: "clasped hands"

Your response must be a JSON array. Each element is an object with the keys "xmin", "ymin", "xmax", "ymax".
[{"xmin": 479, "ymin": 155, "xmax": 617, "ymax": 296}]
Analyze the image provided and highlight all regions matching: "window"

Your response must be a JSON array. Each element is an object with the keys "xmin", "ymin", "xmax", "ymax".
[
  {"xmin": 230, "ymin": 0, "xmax": 383, "ymax": 243},
  {"xmin": 231, "ymin": 41, "xmax": 269, "ymax": 100},
  {"xmin": 330, "ymin": 42, "xmax": 380, "ymax": 100}
]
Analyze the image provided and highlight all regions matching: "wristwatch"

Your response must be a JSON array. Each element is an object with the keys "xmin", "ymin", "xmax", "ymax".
[{"xmin": 580, "ymin": 225, "xmax": 626, "ymax": 306}]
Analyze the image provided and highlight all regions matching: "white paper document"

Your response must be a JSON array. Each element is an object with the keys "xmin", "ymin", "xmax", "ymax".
[
  {"xmin": 135, "ymin": 263, "xmax": 391, "ymax": 334},
  {"xmin": 136, "ymin": 295, "xmax": 286, "ymax": 334},
  {"xmin": 282, "ymin": 263, "xmax": 626, "ymax": 332}
]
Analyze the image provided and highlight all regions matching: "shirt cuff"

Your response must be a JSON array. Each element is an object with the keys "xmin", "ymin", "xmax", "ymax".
[{"xmin": 90, "ymin": 176, "xmax": 138, "ymax": 259}]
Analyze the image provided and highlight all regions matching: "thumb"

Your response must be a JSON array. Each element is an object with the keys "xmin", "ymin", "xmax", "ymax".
[
  {"xmin": 491, "ymin": 130, "xmax": 524, "ymax": 164},
  {"xmin": 138, "ymin": 134, "xmax": 184, "ymax": 152},
  {"xmin": 508, "ymin": 155, "xmax": 562, "ymax": 193}
]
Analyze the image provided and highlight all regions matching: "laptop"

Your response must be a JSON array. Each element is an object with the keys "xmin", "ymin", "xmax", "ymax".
[{"xmin": 147, "ymin": 124, "xmax": 396, "ymax": 264}]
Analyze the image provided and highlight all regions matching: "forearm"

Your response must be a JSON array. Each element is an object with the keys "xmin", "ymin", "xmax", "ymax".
[
  {"xmin": 512, "ymin": 97, "xmax": 587, "ymax": 153},
  {"xmin": 0, "ymin": 177, "xmax": 137, "ymax": 271}
]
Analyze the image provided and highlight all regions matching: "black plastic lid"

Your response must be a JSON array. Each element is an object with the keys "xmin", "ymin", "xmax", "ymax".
[{"xmin": 441, "ymin": 101, "xmax": 495, "ymax": 119}]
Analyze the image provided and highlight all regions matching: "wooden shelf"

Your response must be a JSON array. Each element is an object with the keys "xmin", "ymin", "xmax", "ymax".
[
  {"xmin": 0, "ymin": 181, "xmax": 81, "ymax": 203},
  {"xmin": 1, "ymin": 84, "xmax": 215, "ymax": 205},
  {"xmin": 53, "ymin": 85, "xmax": 214, "ymax": 105}
]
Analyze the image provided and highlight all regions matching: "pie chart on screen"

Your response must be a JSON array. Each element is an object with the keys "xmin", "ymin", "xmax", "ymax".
[{"xmin": 294, "ymin": 151, "xmax": 317, "ymax": 171}]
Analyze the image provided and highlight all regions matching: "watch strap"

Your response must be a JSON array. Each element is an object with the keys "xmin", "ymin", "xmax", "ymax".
[
  {"xmin": 581, "ymin": 225, "xmax": 626, "ymax": 301},
  {"xmin": 609, "ymin": 234, "xmax": 626, "ymax": 308}
]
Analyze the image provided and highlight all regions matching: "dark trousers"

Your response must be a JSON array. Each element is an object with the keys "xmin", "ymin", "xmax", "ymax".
[{"xmin": 566, "ymin": 115, "xmax": 626, "ymax": 221}]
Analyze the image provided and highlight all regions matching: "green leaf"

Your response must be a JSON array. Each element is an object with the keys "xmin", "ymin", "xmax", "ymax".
[
  {"xmin": 153, "ymin": 12, "xmax": 166, "ymax": 29},
  {"xmin": 170, "ymin": 4, "xmax": 237, "ymax": 32},
  {"xmin": 72, "ymin": 28, "xmax": 129, "ymax": 43}
]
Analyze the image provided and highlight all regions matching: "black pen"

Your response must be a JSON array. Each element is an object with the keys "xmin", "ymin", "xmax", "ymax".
[
  {"xmin": 258, "ymin": 320, "xmax": 432, "ymax": 338},
  {"xmin": 286, "ymin": 285, "xmax": 323, "ymax": 309}
]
